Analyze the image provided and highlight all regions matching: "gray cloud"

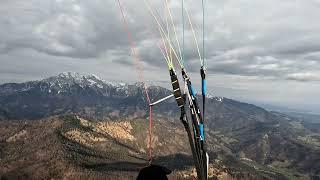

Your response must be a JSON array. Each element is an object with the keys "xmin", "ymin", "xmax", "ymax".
[
  {"xmin": 0, "ymin": 0, "xmax": 138, "ymax": 58},
  {"xmin": 0, "ymin": 0, "xmax": 320, "ymax": 112}
]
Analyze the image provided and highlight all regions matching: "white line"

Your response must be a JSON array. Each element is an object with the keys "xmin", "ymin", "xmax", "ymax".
[{"xmin": 149, "ymin": 94, "xmax": 174, "ymax": 106}]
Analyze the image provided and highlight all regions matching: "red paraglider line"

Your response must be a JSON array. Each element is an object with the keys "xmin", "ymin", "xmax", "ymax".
[{"xmin": 116, "ymin": 0, "xmax": 153, "ymax": 164}]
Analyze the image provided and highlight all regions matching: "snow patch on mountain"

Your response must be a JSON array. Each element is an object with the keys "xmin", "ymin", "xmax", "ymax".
[{"xmin": 207, "ymin": 93, "xmax": 224, "ymax": 102}]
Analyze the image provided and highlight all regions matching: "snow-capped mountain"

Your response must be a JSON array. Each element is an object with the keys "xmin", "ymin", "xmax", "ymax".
[
  {"xmin": 0, "ymin": 72, "xmax": 154, "ymax": 98},
  {"xmin": 0, "ymin": 72, "xmax": 265, "ymax": 122},
  {"xmin": 41, "ymin": 72, "xmax": 136, "ymax": 97},
  {"xmin": 0, "ymin": 72, "xmax": 174, "ymax": 120}
]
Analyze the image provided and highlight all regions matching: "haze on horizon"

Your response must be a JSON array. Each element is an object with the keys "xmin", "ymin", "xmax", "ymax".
[{"xmin": 0, "ymin": 0, "xmax": 319, "ymax": 113}]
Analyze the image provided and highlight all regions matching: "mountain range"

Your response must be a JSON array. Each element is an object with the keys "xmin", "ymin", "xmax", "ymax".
[{"xmin": 0, "ymin": 72, "xmax": 319, "ymax": 179}]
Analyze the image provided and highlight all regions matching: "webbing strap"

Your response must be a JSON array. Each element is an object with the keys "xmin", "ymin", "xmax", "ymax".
[
  {"xmin": 200, "ymin": 66, "xmax": 206, "ymax": 139},
  {"xmin": 148, "ymin": 105, "xmax": 153, "ymax": 164},
  {"xmin": 170, "ymin": 69, "xmax": 184, "ymax": 107},
  {"xmin": 182, "ymin": 69, "xmax": 208, "ymax": 180}
]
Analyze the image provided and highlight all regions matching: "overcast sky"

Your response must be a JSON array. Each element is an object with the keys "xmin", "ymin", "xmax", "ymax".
[{"xmin": 0, "ymin": 0, "xmax": 319, "ymax": 113}]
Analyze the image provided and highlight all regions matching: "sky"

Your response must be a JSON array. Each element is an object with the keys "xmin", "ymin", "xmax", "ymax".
[{"xmin": 0, "ymin": 0, "xmax": 319, "ymax": 113}]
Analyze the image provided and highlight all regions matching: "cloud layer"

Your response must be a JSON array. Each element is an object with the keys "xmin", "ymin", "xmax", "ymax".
[{"xmin": 0, "ymin": 0, "xmax": 319, "ymax": 112}]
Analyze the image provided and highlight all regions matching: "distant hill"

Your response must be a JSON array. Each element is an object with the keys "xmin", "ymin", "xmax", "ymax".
[
  {"xmin": 0, "ymin": 72, "xmax": 319, "ymax": 179},
  {"xmin": 282, "ymin": 112, "xmax": 320, "ymax": 124},
  {"xmin": 276, "ymin": 111, "xmax": 320, "ymax": 134}
]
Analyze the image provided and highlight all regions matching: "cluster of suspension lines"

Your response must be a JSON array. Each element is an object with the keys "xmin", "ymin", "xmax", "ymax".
[{"xmin": 116, "ymin": 0, "xmax": 208, "ymax": 179}]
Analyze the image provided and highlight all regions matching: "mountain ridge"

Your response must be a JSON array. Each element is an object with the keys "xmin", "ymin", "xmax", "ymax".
[
  {"xmin": 0, "ymin": 72, "xmax": 226, "ymax": 120},
  {"xmin": 0, "ymin": 72, "xmax": 319, "ymax": 179}
]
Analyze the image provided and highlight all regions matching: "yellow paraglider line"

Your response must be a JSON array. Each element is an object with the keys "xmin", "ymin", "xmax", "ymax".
[
  {"xmin": 184, "ymin": 5, "xmax": 203, "ymax": 66},
  {"xmin": 164, "ymin": 2, "xmax": 173, "ymax": 68},
  {"xmin": 143, "ymin": 0, "xmax": 184, "ymax": 69},
  {"xmin": 165, "ymin": 0, "xmax": 183, "ymax": 65}
]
